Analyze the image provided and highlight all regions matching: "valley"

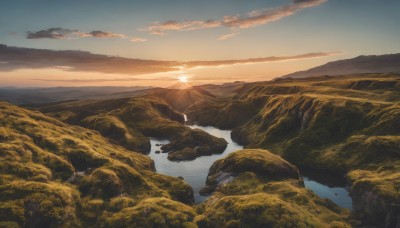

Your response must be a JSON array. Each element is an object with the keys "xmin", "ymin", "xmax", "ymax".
[{"xmin": 0, "ymin": 73, "xmax": 399, "ymax": 227}]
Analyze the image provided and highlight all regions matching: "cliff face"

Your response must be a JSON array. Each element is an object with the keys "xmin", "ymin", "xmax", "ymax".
[{"xmin": 347, "ymin": 170, "xmax": 400, "ymax": 227}]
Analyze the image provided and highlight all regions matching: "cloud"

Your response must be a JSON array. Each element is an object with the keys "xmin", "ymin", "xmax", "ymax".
[
  {"xmin": 0, "ymin": 44, "xmax": 178, "ymax": 75},
  {"xmin": 130, "ymin": 37, "xmax": 147, "ymax": 42},
  {"xmin": 26, "ymin": 28, "xmax": 134, "ymax": 40},
  {"xmin": 143, "ymin": 0, "xmax": 326, "ymax": 35},
  {"xmin": 184, "ymin": 52, "xmax": 340, "ymax": 68},
  {"xmin": 143, "ymin": 20, "xmax": 221, "ymax": 35},
  {"xmin": 27, "ymin": 28, "xmax": 79, "ymax": 39},
  {"xmin": 218, "ymin": 32, "xmax": 239, "ymax": 41},
  {"xmin": 85, "ymin": 31, "xmax": 127, "ymax": 38},
  {"xmin": 0, "ymin": 44, "xmax": 339, "ymax": 75},
  {"xmin": 33, "ymin": 77, "xmax": 176, "ymax": 83}
]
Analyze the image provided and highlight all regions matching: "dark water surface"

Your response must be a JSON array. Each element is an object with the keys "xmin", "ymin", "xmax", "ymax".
[{"xmin": 149, "ymin": 125, "xmax": 352, "ymax": 209}]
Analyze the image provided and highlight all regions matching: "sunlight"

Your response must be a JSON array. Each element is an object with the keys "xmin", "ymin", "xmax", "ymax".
[{"xmin": 178, "ymin": 75, "xmax": 189, "ymax": 83}]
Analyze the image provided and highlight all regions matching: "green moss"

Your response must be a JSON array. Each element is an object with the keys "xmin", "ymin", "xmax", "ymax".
[
  {"xmin": 0, "ymin": 221, "xmax": 19, "ymax": 228},
  {"xmin": 346, "ymin": 169, "xmax": 400, "ymax": 226},
  {"xmin": 199, "ymin": 193, "xmax": 349, "ymax": 228},
  {"xmin": 105, "ymin": 197, "xmax": 197, "ymax": 228},
  {"xmin": 39, "ymin": 96, "xmax": 227, "ymax": 160},
  {"xmin": 207, "ymin": 149, "xmax": 300, "ymax": 185},
  {"xmin": 81, "ymin": 168, "xmax": 123, "ymax": 198},
  {"xmin": 198, "ymin": 148, "xmax": 350, "ymax": 227},
  {"xmin": 145, "ymin": 171, "xmax": 195, "ymax": 205},
  {"xmin": 0, "ymin": 181, "xmax": 81, "ymax": 227},
  {"xmin": 108, "ymin": 197, "xmax": 136, "ymax": 212},
  {"xmin": 168, "ymin": 147, "xmax": 198, "ymax": 161},
  {"xmin": 0, "ymin": 102, "xmax": 197, "ymax": 227}
]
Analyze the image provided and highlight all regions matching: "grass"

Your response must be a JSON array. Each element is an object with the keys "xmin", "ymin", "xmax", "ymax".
[
  {"xmin": 197, "ymin": 150, "xmax": 350, "ymax": 227},
  {"xmin": 0, "ymin": 102, "xmax": 195, "ymax": 227},
  {"xmin": 184, "ymin": 73, "xmax": 400, "ymax": 226},
  {"xmin": 38, "ymin": 96, "xmax": 228, "ymax": 158}
]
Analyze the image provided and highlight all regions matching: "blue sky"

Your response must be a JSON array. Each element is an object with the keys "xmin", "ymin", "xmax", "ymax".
[{"xmin": 0, "ymin": 0, "xmax": 399, "ymax": 86}]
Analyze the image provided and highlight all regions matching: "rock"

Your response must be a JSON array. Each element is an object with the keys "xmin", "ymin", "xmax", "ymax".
[
  {"xmin": 199, "ymin": 185, "xmax": 215, "ymax": 196},
  {"xmin": 167, "ymin": 148, "xmax": 198, "ymax": 161},
  {"xmin": 207, "ymin": 149, "xmax": 301, "ymax": 185},
  {"xmin": 105, "ymin": 198, "xmax": 196, "ymax": 227},
  {"xmin": 196, "ymin": 149, "xmax": 350, "ymax": 227},
  {"xmin": 155, "ymin": 150, "xmax": 160, "ymax": 154},
  {"xmin": 161, "ymin": 129, "xmax": 227, "ymax": 160},
  {"xmin": 347, "ymin": 169, "xmax": 400, "ymax": 227}
]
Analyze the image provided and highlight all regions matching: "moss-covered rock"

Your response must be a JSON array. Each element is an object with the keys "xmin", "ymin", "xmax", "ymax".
[
  {"xmin": 105, "ymin": 197, "xmax": 197, "ymax": 228},
  {"xmin": 197, "ymin": 192, "xmax": 349, "ymax": 228},
  {"xmin": 202, "ymin": 149, "xmax": 301, "ymax": 194},
  {"xmin": 197, "ymin": 149, "xmax": 350, "ymax": 227},
  {"xmin": 162, "ymin": 129, "xmax": 227, "ymax": 160},
  {"xmin": 347, "ymin": 169, "xmax": 400, "ymax": 227},
  {"xmin": 0, "ymin": 181, "xmax": 81, "ymax": 227},
  {"xmin": 168, "ymin": 147, "xmax": 198, "ymax": 161}
]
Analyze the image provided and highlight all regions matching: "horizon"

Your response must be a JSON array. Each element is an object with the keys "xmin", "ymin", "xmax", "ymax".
[{"xmin": 1, "ymin": 0, "xmax": 400, "ymax": 87}]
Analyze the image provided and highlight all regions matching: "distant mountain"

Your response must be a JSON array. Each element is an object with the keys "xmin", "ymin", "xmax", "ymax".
[
  {"xmin": 282, "ymin": 53, "xmax": 400, "ymax": 79},
  {"xmin": 0, "ymin": 86, "xmax": 154, "ymax": 105}
]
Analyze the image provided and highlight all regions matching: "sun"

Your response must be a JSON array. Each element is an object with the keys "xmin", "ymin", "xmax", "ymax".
[{"xmin": 178, "ymin": 75, "xmax": 189, "ymax": 83}]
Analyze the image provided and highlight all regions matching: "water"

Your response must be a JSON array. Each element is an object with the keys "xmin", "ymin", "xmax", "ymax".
[
  {"xmin": 301, "ymin": 168, "xmax": 353, "ymax": 210},
  {"xmin": 148, "ymin": 125, "xmax": 243, "ymax": 203},
  {"xmin": 149, "ymin": 124, "xmax": 352, "ymax": 209}
]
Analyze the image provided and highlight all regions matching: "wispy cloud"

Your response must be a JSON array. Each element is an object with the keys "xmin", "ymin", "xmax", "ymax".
[
  {"xmin": 82, "ymin": 31, "xmax": 127, "ymax": 38},
  {"xmin": 142, "ymin": 20, "xmax": 221, "ymax": 35},
  {"xmin": 130, "ymin": 37, "xmax": 147, "ymax": 43},
  {"xmin": 27, "ymin": 28, "xmax": 79, "ymax": 39},
  {"xmin": 0, "ymin": 44, "xmax": 339, "ymax": 75},
  {"xmin": 26, "ymin": 27, "xmax": 145, "ymax": 41},
  {"xmin": 218, "ymin": 32, "xmax": 239, "ymax": 41},
  {"xmin": 143, "ymin": 0, "xmax": 326, "ymax": 36},
  {"xmin": 184, "ymin": 52, "xmax": 339, "ymax": 68},
  {"xmin": 33, "ymin": 77, "xmax": 176, "ymax": 83}
]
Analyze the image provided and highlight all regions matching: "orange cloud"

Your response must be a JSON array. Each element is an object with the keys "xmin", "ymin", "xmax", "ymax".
[
  {"xmin": 218, "ymin": 32, "xmax": 239, "ymax": 41},
  {"xmin": 143, "ymin": 20, "xmax": 221, "ymax": 35},
  {"xmin": 0, "ymin": 44, "xmax": 339, "ymax": 75},
  {"xmin": 143, "ymin": 0, "xmax": 326, "ymax": 35},
  {"xmin": 130, "ymin": 37, "xmax": 147, "ymax": 42},
  {"xmin": 184, "ymin": 52, "xmax": 340, "ymax": 68}
]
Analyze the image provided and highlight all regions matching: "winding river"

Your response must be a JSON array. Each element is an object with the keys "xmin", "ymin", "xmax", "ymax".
[{"xmin": 148, "ymin": 124, "xmax": 352, "ymax": 209}]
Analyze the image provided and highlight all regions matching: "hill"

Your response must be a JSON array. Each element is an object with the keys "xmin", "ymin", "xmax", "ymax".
[
  {"xmin": 0, "ymin": 102, "xmax": 195, "ymax": 227},
  {"xmin": 185, "ymin": 73, "xmax": 400, "ymax": 227},
  {"xmin": 282, "ymin": 54, "xmax": 400, "ymax": 79},
  {"xmin": 0, "ymin": 86, "xmax": 154, "ymax": 105},
  {"xmin": 147, "ymin": 87, "xmax": 217, "ymax": 112},
  {"xmin": 37, "ymin": 96, "xmax": 227, "ymax": 159}
]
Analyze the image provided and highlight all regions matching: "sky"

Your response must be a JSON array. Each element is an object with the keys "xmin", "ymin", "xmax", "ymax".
[{"xmin": 0, "ymin": 0, "xmax": 399, "ymax": 87}]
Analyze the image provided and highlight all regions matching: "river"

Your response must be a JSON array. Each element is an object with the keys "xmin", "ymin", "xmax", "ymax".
[{"xmin": 148, "ymin": 124, "xmax": 352, "ymax": 209}]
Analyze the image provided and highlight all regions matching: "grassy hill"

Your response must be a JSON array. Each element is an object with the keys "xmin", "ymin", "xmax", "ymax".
[
  {"xmin": 37, "ymin": 96, "xmax": 227, "ymax": 160},
  {"xmin": 197, "ymin": 149, "xmax": 350, "ymax": 227},
  {"xmin": 0, "ymin": 102, "xmax": 195, "ymax": 227},
  {"xmin": 184, "ymin": 73, "xmax": 400, "ymax": 227}
]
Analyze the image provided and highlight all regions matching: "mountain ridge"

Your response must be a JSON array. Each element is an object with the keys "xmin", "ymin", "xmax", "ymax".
[{"xmin": 281, "ymin": 53, "xmax": 400, "ymax": 79}]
